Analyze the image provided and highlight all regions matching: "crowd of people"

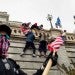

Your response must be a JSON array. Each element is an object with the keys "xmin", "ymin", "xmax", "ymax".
[
  {"xmin": 20, "ymin": 22, "xmax": 66, "ymax": 58},
  {"xmin": 0, "ymin": 23, "xmax": 66, "ymax": 75},
  {"xmin": 20, "ymin": 22, "xmax": 48, "ymax": 57}
]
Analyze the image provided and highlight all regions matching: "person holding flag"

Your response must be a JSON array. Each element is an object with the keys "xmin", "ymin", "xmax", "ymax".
[
  {"xmin": 33, "ymin": 35, "xmax": 64, "ymax": 75},
  {"xmin": 55, "ymin": 17, "xmax": 62, "ymax": 28}
]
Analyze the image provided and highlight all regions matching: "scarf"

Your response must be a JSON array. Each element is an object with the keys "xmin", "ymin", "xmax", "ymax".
[{"xmin": 0, "ymin": 34, "xmax": 10, "ymax": 58}]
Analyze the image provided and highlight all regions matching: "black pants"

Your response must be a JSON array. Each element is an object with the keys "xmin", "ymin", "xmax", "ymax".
[
  {"xmin": 23, "ymin": 41, "xmax": 36, "ymax": 54},
  {"xmin": 39, "ymin": 40, "xmax": 47, "ymax": 53}
]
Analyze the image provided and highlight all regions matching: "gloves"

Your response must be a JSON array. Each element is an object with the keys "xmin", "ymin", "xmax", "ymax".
[{"xmin": 43, "ymin": 52, "xmax": 58, "ymax": 67}]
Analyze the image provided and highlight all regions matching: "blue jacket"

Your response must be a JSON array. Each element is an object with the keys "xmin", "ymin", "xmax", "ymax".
[{"xmin": 26, "ymin": 31, "xmax": 35, "ymax": 42}]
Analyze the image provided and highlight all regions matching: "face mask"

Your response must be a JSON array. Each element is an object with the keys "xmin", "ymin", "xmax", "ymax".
[
  {"xmin": 0, "ymin": 34, "xmax": 10, "ymax": 58},
  {"xmin": 0, "ymin": 34, "xmax": 10, "ymax": 39}
]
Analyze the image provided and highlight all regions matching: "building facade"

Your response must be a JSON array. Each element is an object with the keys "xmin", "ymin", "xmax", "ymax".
[{"xmin": 0, "ymin": 11, "xmax": 75, "ymax": 75}]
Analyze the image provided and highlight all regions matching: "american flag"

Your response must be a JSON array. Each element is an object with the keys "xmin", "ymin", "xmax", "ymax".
[{"xmin": 48, "ymin": 36, "xmax": 64, "ymax": 52}]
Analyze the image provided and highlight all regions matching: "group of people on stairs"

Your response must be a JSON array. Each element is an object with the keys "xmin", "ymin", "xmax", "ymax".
[
  {"xmin": 20, "ymin": 23, "xmax": 47, "ymax": 57},
  {"xmin": 0, "ymin": 23, "xmax": 73, "ymax": 75}
]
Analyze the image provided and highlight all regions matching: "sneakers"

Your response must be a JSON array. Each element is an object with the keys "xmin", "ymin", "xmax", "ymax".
[
  {"xmin": 20, "ymin": 52, "xmax": 36, "ymax": 57},
  {"xmin": 39, "ymin": 54, "xmax": 42, "ymax": 57},
  {"xmin": 20, "ymin": 52, "xmax": 25, "ymax": 57},
  {"xmin": 32, "ymin": 54, "xmax": 36, "ymax": 57}
]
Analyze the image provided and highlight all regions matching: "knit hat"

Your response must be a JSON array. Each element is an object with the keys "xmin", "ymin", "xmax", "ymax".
[
  {"xmin": 0, "ymin": 24, "xmax": 12, "ymax": 37},
  {"xmin": 34, "ymin": 23, "xmax": 37, "ymax": 26}
]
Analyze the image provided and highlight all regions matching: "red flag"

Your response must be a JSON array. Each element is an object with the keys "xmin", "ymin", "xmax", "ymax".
[{"xmin": 47, "ymin": 36, "xmax": 64, "ymax": 52}]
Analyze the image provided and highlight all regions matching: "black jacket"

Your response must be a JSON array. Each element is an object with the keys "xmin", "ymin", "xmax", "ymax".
[{"xmin": 0, "ymin": 57, "xmax": 27, "ymax": 75}]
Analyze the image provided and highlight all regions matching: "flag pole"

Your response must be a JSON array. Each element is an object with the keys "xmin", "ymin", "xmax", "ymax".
[
  {"xmin": 42, "ymin": 59, "xmax": 52, "ymax": 75},
  {"xmin": 42, "ymin": 50, "xmax": 56, "ymax": 75}
]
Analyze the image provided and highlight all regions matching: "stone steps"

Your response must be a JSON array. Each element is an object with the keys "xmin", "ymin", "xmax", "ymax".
[{"xmin": 8, "ymin": 38, "xmax": 75, "ymax": 75}]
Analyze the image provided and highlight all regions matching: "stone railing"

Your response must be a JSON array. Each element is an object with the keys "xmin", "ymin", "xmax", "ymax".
[
  {"xmin": 10, "ymin": 27, "xmax": 75, "ymax": 44},
  {"xmin": 65, "ymin": 33, "xmax": 75, "ymax": 43}
]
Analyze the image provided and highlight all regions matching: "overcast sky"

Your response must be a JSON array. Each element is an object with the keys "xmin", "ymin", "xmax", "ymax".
[{"xmin": 0, "ymin": 0, "xmax": 75, "ymax": 32}]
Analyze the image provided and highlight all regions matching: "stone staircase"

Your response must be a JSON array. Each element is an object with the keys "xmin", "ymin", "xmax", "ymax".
[{"xmin": 8, "ymin": 36, "xmax": 75, "ymax": 75}]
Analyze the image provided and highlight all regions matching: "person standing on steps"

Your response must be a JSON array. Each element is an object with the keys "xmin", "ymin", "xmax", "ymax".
[
  {"xmin": 20, "ymin": 29, "xmax": 36, "ymax": 57},
  {"xmin": 61, "ymin": 30, "xmax": 66, "ymax": 42},
  {"xmin": 38, "ymin": 32, "xmax": 47, "ymax": 57}
]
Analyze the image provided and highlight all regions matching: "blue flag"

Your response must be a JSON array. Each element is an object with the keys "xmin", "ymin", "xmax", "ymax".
[{"xmin": 55, "ymin": 17, "xmax": 61, "ymax": 28}]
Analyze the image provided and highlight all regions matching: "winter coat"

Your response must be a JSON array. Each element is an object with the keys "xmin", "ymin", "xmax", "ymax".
[
  {"xmin": 26, "ymin": 32, "xmax": 35, "ymax": 42},
  {"xmin": 0, "ymin": 57, "xmax": 27, "ymax": 75}
]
